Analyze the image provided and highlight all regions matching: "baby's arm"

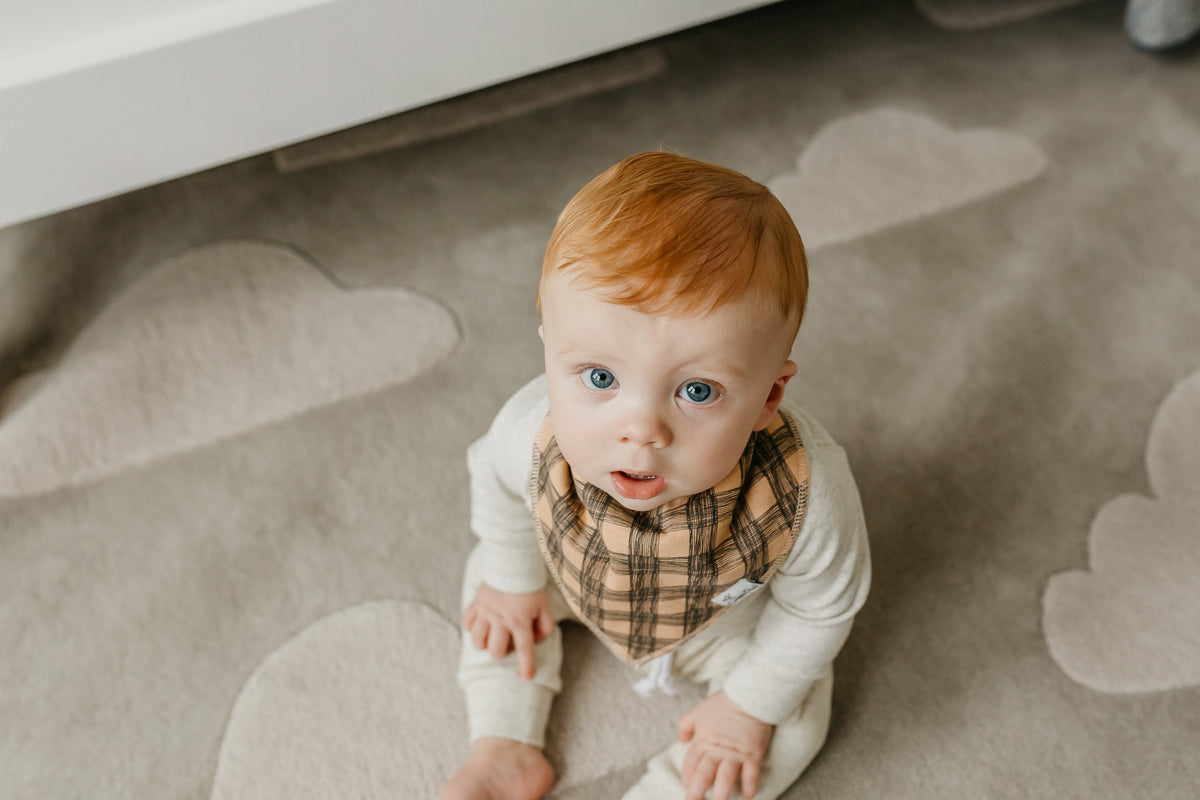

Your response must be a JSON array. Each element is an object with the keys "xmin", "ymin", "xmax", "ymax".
[
  {"xmin": 463, "ymin": 583, "xmax": 554, "ymax": 681},
  {"xmin": 676, "ymin": 412, "xmax": 870, "ymax": 800},
  {"xmin": 677, "ymin": 690, "xmax": 773, "ymax": 800},
  {"xmin": 463, "ymin": 377, "xmax": 556, "ymax": 681}
]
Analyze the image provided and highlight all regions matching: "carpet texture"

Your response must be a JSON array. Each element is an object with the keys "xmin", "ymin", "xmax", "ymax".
[
  {"xmin": 211, "ymin": 601, "xmax": 469, "ymax": 799},
  {"xmin": 768, "ymin": 107, "xmax": 1048, "ymax": 250},
  {"xmin": 1043, "ymin": 366, "xmax": 1200, "ymax": 694},
  {"xmin": 2, "ymin": 0, "xmax": 1199, "ymax": 798},
  {"xmin": 211, "ymin": 601, "xmax": 704, "ymax": 799},
  {"xmin": 0, "ymin": 241, "xmax": 459, "ymax": 497}
]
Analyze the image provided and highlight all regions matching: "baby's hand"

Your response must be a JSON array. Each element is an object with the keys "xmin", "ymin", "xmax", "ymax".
[
  {"xmin": 677, "ymin": 690, "xmax": 774, "ymax": 800},
  {"xmin": 462, "ymin": 584, "xmax": 554, "ymax": 681}
]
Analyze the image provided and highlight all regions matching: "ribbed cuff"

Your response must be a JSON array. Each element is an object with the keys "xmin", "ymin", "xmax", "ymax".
[
  {"xmin": 721, "ymin": 666, "xmax": 814, "ymax": 726},
  {"xmin": 465, "ymin": 677, "xmax": 556, "ymax": 747}
]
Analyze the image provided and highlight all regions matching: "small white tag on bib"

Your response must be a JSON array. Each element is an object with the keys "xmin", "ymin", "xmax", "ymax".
[{"xmin": 711, "ymin": 578, "xmax": 764, "ymax": 607}]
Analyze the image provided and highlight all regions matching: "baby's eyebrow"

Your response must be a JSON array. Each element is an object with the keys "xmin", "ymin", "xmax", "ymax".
[
  {"xmin": 554, "ymin": 341, "xmax": 598, "ymax": 358},
  {"xmin": 553, "ymin": 343, "xmax": 614, "ymax": 365},
  {"xmin": 684, "ymin": 360, "xmax": 748, "ymax": 379}
]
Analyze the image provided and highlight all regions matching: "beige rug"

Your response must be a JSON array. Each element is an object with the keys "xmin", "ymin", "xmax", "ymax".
[
  {"xmin": 769, "ymin": 107, "xmax": 1047, "ymax": 251},
  {"xmin": 1043, "ymin": 366, "xmax": 1200, "ymax": 694},
  {"xmin": 0, "ymin": 241, "xmax": 459, "ymax": 497},
  {"xmin": 211, "ymin": 601, "xmax": 703, "ymax": 799}
]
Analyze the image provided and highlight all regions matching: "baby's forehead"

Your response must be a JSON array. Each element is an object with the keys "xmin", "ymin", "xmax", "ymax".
[
  {"xmin": 546, "ymin": 268, "xmax": 776, "ymax": 317},
  {"xmin": 545, "ymin": 278, "xmax": 793, "ymax": 357}
]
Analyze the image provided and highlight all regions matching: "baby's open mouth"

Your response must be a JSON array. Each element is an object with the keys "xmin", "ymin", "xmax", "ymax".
[{"xmin": 610, "ymin": 470, "xmax": 667, "ymax": 501}]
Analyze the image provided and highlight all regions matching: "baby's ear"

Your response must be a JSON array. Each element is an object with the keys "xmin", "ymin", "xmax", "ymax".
[{"xmin": 753, "ymin": 361, "xmax": 798, "ymax": 430}]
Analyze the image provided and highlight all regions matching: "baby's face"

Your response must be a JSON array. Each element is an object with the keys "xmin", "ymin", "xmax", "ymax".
[{"xmin": 540, "ymin": 272, "xmax": 798, "ymax": 513}]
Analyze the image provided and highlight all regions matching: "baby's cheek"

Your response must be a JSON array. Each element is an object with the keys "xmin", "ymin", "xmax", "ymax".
[
  {"xmin": 555, "ymin": 431, "xmax": 595, "ymax": 475},
  {"xmin": 694, "ymin": 435, "xmax": 751, "ymax": 483}
]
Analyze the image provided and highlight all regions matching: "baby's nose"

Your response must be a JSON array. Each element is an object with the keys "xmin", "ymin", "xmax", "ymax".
[{"xmin": 618, "ymin": 405, "xmax": 672, "ymax": 449}]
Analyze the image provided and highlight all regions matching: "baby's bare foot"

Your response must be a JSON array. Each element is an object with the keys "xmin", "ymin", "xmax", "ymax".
[{"xmin": 437, "ymin": 737, "xmax": 554, "ymax": 800}]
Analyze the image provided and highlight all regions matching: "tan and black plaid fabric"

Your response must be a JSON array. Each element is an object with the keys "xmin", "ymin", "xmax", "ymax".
[{"xmin": 531, "ymin": 412, "xmax": 809, "ymax": 667}]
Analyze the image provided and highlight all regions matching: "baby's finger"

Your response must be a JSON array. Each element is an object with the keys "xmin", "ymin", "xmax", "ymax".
[
  {"xmin": 535, "ymin": 608, "xmax": 555, "ymax": 642},
  {"xmin": 487, "ymin": 626, "xmax": 511, "ymax": 661},
  {"xmin": 681, "ymin": 739, "xmax": 699, "ymax": 787},
  {"xmin": 710, "ymin": 758, "xmax": 740, "ymax": 800},
  {"xmin": 677, "ymin": 710, "xmax": 696, "ymax": 744},
  {"xmin": 512, "ymin": 625, "xmax": 535, "ymax": 680},
  {"xmin": 685, "ymin": 752, "xmax": 718, "ymax": 800},
  {"xmin": 741, "ymin": 757, "xmax": 762, "ymax": 798},
  {"xmin": 468, "ymin": 618, "xmax": 489, "ymax": 652}
]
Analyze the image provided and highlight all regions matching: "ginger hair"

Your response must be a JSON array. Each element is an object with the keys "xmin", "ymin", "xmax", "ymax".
[{"xmin": 537, "ymin": 152, "xmax": 807, "ymax": 331}]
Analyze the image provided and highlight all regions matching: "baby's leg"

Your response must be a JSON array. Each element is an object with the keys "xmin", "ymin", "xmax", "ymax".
[
  {"xmin": 440, "ymin": 546, "xmax": 572, "ymax": 800},
  {"xmin": 456, "ymin": 545, "xmax": 570, "ymax": 744},
  {"xmin": 619, "ymin": 674, "xmax": 832, "ymax": 800}
]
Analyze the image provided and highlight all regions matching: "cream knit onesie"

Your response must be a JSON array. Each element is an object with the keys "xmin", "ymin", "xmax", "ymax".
[{"xmin": 458, "ymin": 375, "xmax": 870, "ymax": 799}]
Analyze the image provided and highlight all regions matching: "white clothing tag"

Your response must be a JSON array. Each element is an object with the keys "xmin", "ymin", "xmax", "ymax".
[{"xmin": 711, "ymin": 578, "xmax": 764, "ymax": 607}]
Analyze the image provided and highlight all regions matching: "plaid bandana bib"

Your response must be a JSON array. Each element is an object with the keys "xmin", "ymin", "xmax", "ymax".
[{"xmin": 531, "ymin": 411, "xmax": 809, "ymax": 666}]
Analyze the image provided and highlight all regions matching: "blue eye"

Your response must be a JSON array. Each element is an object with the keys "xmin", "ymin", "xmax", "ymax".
[
  {"xmin": 681, "ymin": 381, "xmax": 715, "ymax": 404},
  {"xmin": 585, "ymin": 368, "xmax": 616, "ymax": 390}
]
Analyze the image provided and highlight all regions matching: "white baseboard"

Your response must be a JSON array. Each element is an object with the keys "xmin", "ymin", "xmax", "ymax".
[{"xmin": 0, "ymin": 0, "xmax": 775, "ymax": 229}]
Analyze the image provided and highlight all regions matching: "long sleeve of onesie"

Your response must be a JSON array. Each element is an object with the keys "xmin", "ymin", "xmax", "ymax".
[
  {"xmin": 467, "ymin": 375, "xmax": 551, "ymax": 594},
  {"xmin": 718, "ymin": 402, "xmax": 871, "ymax": 725}
]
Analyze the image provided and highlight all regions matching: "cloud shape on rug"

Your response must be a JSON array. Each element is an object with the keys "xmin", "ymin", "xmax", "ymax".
[
  {"xmin": 914, "ymin": 0, "xmax": 1089, "ymax": 30},
  {"xmin": 210, "ymin": 602, "xmax": 467, "ymax": 799},
  {"xmin": 769, "ymin": 107, "xmax": 1047, "ymax": 251},
  {"xmin": 1043, "ymin": 367, "xmax": 1200, "ymax": 693},
  {"xmin": 211, "ymin": 600, "xmax": 702, "ymax": 799},
  {"xmin": 0, "ymin": 241, "xmax": 459, "ymax": 497}
]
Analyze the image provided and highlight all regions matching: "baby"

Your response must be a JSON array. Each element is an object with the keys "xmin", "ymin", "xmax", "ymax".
[{"xmin": 439, "ymin": 152, "xmax": 870, "ymax": 800}]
